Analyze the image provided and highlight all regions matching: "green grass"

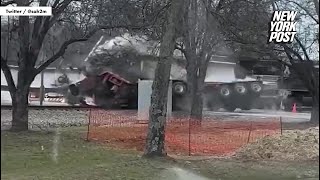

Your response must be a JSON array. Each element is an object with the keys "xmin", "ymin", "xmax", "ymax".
[
  {"xmin": 1, "ymin": 127, "xmax": 319, "ymax": 180},
  {"xmin": 182, "ymin": 159, "xmax": 319, "ymax": 180}
]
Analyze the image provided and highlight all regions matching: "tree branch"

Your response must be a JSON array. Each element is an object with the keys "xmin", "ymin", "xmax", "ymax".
[
  {"xmin": 34, "ymin": 38, "xmax": 87, "ymax": 74},
  {"xmin": 52, "ymin": 0, "xmax": 74, "ymax": 16},
  {"xmin": 1, "ymin": 56, "xmax": 17, "ymax": 94},
  {"xmin": 294, "ymin": 36, "xmax": 311, "ymax": 61},
  {"xmin": 30, "ymin": 0, "xmax": 66, "ymax": 66},
  {"xmin": 247, "ymin": 45, "xmax": 293, "ymax": 68},
  {"xmin": 281, "ymin": 43, "xmax": 305, "ymax": 62},
  {"xmin": 286, "ymin": 0, "xmax": 319, "ymax": 24},
  {"xmin": 52, "ymin": 0, "xmax": 61, "ymax": 8},
  {"xmin": 284, "ymin": 49, "xmax": 316, "ymax": 95},
  {"xmin": 0, "ymin": 0, "xmax": 16, "ymax": 6},
  {"xmin": 174, "ymin": 43, "xmax": 186, "ymax": 54},
  {"xmin": 215, "ymin": 0, "xmax": 226, "ymax": 12},
  {"xmin": 34, "ymin": 24, "xmax": 149, "ymax": 75},
  {"xmin": 314, "ymin": 0, "xmax": 320, "ymax": 19}
]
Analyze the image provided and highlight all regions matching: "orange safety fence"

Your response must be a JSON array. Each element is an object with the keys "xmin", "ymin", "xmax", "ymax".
[{"xmin": 87, "ymin": 109, "xmax": 281, "ymax": 156}]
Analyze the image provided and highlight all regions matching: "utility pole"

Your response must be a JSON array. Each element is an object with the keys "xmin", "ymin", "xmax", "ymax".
[{"xmin": 39, "ymin": 57, "xmax": 45, "ymax": 106}]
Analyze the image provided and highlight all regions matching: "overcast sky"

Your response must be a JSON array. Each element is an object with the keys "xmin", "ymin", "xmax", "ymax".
[{"xmin": 1, "ymin": 0, "xmax": 318, "ymax": 61}]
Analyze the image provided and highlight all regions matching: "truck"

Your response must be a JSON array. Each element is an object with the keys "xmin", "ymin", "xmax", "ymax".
[{"xmin": 68, "ymin": 34, "xmax": 264, "ymax": 111}]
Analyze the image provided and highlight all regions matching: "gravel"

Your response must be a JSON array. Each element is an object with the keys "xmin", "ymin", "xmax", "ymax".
[{"xmin": 1, "ymin": 109, "xmax": 89, "ymax": 130}]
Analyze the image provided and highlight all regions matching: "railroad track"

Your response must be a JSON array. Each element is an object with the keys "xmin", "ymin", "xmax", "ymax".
[
  {"xmin": 1, "ymin": 105, "xmax": 101, "ymax": 110},
  {"xmin": 1, "ymin": 105, "xmax": 139, "ymax": 111}
]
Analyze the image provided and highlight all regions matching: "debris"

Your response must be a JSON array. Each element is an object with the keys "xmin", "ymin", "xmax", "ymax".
[{"xmin": 236, "ymin": 127, "xmax": 319, "ymax": 161}]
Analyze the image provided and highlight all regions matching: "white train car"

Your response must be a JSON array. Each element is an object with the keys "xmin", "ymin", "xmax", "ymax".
[{"xmin": 1, "ymin": 66, "xmax": 85, "ymax": 105}]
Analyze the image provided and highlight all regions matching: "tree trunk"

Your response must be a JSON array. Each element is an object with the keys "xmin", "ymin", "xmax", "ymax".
[
  {"xmin": 190, "ymin": 90, "xmax": 203, "ymax": 119},
  {"xmin": 10, "ymin": 59, "xmax": 35, "ymax": 131},
  {"xmin": 10, "ymin": 88, "xmax": 30, "ymax": 131},
  {"xmin": 310, "ymin": 104, "xmax": 319, "ymax": 125},
  {"xmin": 144, "ymin": 0, "xmax": 183, "ymax": 157},
  {"xmin": 186, "ymin": 57, "xmax": 199, "ymax": 118},
  {"xmin": 190, "ymin": 69, "xmax": 207, "ymax": 122},
  {"xmin": 310, "ymin": 96, "xmax": 319, "ymax": 125},
  {"xmin": 313, "ymin": 0, "xmax": 319, "ymax": 23},
  {"xmin": 183, "ymin": 0, "xmax": 212, "ymax": 122},
  {"xmin": 288, "ymin": 60, "xmax": 319, "ymax": 125}
]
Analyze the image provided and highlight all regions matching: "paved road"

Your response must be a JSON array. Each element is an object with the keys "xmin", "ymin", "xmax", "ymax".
[
  {"xmin": 204, "ymin": 109, "xmax": 311, "ymax": 123},
  {"xmin": 2, "ymin": 101, "xmax": 311, "ymax": 123},
  {"xmin": 1, "ymin": 102, "xmax": 71, "ymax": 106}
]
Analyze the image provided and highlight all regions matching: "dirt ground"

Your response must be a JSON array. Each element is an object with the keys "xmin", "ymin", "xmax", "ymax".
[
  {"xmin": 87, "ymin": 110, "xmax": 318, "ymax": 163},
  {"xmin": 236, "ymin": 126, "xmax": 319, "ymax": 161}
]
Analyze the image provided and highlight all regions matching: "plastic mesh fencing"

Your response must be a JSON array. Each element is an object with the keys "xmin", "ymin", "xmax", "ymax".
[{"xmin": 87, "ymin": 109, "xmax": 281, "ymax": 156}]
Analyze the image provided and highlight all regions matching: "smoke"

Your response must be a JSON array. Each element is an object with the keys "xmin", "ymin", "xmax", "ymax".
[
  {"xmin": 80, "ymin": 33, "xmax": 248, "ymax": 84},
  {"xmin": 52, "ymin": 127, "xmax": 61, "ymax": 163},
  {"xmin": 94, "ymin": 33, "xmax": 157, "ymax": 57},
  {"xmin": 75, "ymin": 33, "xmax": 283, "ymax": 112},
  {"xmin": 159, "ymin": 167, "xmax": 211, "ymax": 180},
  {"xmin": 82, "ymin": 33, "xmax": 187, "ymax": 82}
]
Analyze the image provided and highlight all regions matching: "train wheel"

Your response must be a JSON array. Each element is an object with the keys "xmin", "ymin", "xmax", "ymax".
[
  {"xmin": 234, "ymin": 83, "xmax": 248, "ymax": 95},
  {"xmin": 249, "ymin": 82, "xmax": 263, "ymax": 96},
  {"xmin": 173, "ymin": 81, "xmax": 187, "ymax": 95},
  {"xmin": 219, "ymin": 85, "xmax": 233, "ymax": 98}
]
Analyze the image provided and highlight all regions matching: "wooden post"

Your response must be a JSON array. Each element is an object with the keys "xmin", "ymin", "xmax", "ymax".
[
  {"xmin": 86, "ymin": 109, "xmax": 92, "ymax": 141},
  {"xmin": 280, "ymin": 116, "xmax": 283, "ymax": 135},
  {"xmin": 39, "ymin": 71, "xmax": 45, "ymax": 106},
  {"xmin": 247, "ymin": 122, "xmax": 253, "ymax": 143}
]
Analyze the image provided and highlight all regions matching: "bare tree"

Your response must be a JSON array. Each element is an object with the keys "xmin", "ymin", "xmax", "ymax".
[
  {"xmin": 178, "ymin": 0, "xmax": 220, "ymax": 121},
  {"xmin": 212, "ymin": 0, "xmax": 319, "ymax": 124},
  {"xmin": 277, "ymin": 0, "xmax": 319, "ymax": 124},
  {"xmin": 144, "ymin": 0, "xmax": 184, "ymax": 157},
  {"xmin": 268, "ymin": 0, "xmax": 319, "ymax": 124}
]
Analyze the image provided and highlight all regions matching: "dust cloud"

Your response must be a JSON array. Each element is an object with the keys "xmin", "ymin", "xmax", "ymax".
[{"xmin": 81, "ymin": 33, "xmax": 188, "ymax": 82}]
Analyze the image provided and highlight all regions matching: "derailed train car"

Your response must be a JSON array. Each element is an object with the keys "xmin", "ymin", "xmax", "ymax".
[{"xmin": 68, "ymin": 34, "xmax": 264, "ymax": 111}]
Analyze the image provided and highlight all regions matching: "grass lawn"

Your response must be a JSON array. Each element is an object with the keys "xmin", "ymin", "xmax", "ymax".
[{"xmin": 1, "ymin": 127, "xmax": 319, "ymax": 180}]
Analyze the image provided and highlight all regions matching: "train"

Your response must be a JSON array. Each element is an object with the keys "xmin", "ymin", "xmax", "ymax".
[
  {"xmin": 238, "ymin": 58, "xmax": 319, "ymax": 111},
  {"xmin": 67, "ymin": 34, "xmax": 264, "ymax": 111},
  {"xmin": 277, "ymin": 62, "xmax": 319, "ymax": 111}
]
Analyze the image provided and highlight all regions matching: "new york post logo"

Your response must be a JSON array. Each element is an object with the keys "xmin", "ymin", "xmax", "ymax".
[{"xmin": 268, "ymin": 11, "xmax": 297, "ymax": 43}]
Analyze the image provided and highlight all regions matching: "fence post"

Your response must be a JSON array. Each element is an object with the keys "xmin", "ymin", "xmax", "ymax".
[
  {"xmin": 86, "ymin": 108, "xmax": 92, "ymax": 141},
  {"xmin": 247, "ymin": 122, "xmax": 253, "ymax": 143},
  {"xmin": 280, "ymin": 116, "xmax": 283, "ymax": 135},
  {"xmin": 188, "ymin": 117, "xmax": 191, "ymax": 156}
]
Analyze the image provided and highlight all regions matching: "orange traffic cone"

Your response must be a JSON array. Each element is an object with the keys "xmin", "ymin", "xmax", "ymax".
[{"xmin": 292, "ymin": 103, "xmax": 297, "ymax": 113}]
